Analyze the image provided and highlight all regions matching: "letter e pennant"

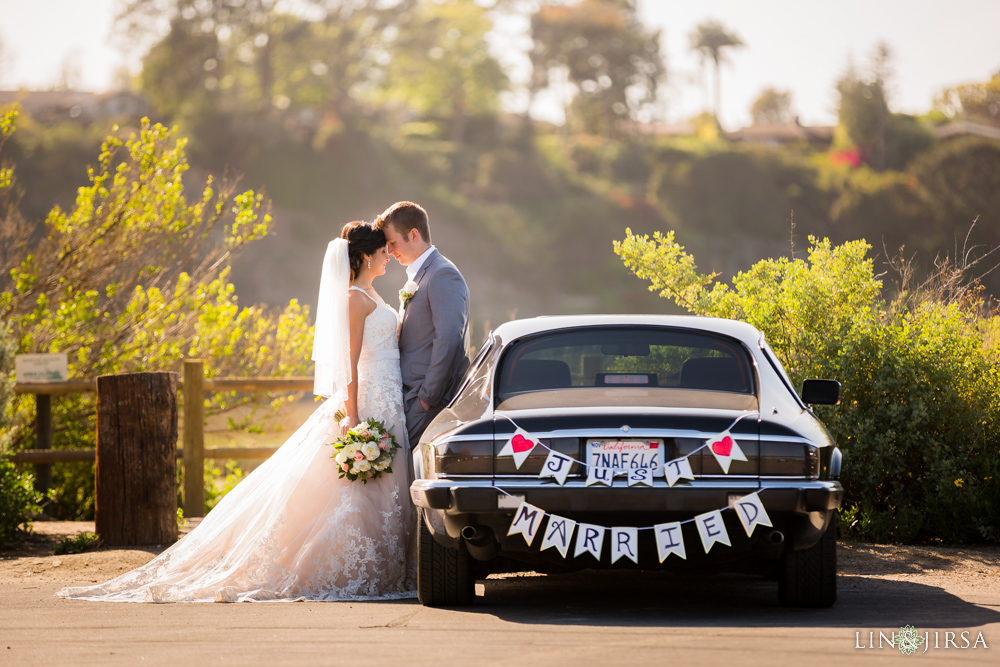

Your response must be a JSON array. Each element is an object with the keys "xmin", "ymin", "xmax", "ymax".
[{"xmin": 695, "ymin": 510, "xmax": 731, "ymax": 553}]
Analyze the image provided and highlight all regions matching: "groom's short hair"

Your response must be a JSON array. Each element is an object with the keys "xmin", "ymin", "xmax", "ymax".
[{"xmin": 376, "ymin": 201, "xmax": 431, "ymax": 244}]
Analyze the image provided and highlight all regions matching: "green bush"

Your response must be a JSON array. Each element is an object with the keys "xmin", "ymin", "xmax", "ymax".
[
  {"xmin": 616, "ymin": 230, "xmax": 1000, "ymax": 544},
  {"xmin": 0, "ymin": 459, "xmax": 41, "ymax": 547},
  {"xmin": 0, "ymin": 113, "xmax": 313, "ymax": 519}
]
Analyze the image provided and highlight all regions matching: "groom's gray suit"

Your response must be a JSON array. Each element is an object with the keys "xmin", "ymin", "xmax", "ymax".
[{"xmin": 398, "ymin": 248, "xmax": 470, "ymax": 447}]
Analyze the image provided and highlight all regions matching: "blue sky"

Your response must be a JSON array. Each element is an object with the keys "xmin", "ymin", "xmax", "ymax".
[{"xmin": 1, "ymin": 0, "xmax": 997, "ymax": 129}]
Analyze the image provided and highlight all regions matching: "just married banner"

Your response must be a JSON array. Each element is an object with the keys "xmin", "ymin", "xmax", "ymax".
[{"xmin": 495, "ymin": 413, "xmax": 775, "ymax": 562}]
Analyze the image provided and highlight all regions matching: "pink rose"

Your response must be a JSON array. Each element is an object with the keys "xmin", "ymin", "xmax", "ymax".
[
  {"xmin": 341, "ymin": 463, "xmax": 349, "ymax": 471},
  {"xmin": 354, "ymin": 451, "xmax": 364, "ymax": 461},
  {"xmin": 379, "ymin": 442, "xmax": 386, "ymax": 450}
]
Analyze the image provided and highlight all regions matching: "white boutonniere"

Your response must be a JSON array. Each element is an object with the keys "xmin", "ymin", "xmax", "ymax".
[{"xmin": 399, "ymin": 280, "xmax": 419, "ymax": 309}]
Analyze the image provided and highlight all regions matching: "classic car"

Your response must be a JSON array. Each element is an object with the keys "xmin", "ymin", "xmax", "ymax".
[{"xmin": 410, "ymin": 315, "xmax": 843, "ymax": 608}]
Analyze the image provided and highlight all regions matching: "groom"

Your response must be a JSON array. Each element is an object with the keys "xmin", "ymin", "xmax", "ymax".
[{"xmin": 375, "ymin": 201, "xmax": 470, "ymax": 447}]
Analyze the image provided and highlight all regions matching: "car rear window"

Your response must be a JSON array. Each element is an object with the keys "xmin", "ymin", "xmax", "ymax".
[{"xmin": 497, "ymin": 327, "xmax": 755, "ymax": 402}]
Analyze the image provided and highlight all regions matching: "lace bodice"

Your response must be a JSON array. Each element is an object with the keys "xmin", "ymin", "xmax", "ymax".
[{"xmin": 349, "ymin": 286, "xmax": 399, "ymax": 357}]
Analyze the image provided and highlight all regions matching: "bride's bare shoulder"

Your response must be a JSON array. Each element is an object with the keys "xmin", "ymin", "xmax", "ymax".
[{"xmin": 348, "ymin": 289, "xmax": 377, "ymax": 321}]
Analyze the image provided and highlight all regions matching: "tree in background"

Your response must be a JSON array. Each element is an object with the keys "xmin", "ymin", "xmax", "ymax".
[
  {"xmin": 530, "ymin": 0, "xmax": 665, "ymax": 137},
  {"xmin": 750, "ymin": 87, "xmax": 793, "ymax": 125},
  {"xmin": 377, "ymin": 0, "xmax": 507, "ymax": 143},
  {"xmin": 836, "ymin": 45, "xmax": 891, "ymax": 170},
  {"xmin": 936, "ymin": 69, "xmax": 1000, "ymax": 127},
  {"xmin": 689, "ymin": 20, "xmax": 744, "ymax": 122},
  {"xmin": 836, "ymin": 44, "xmax": 934, "ymax": 171}
]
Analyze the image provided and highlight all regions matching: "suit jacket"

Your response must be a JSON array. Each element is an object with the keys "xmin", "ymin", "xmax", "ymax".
[{"xmin": 398, "ymin": 248, "xmax": 471, "ymax": 412}]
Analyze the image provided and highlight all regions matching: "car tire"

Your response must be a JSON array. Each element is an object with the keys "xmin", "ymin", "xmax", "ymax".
[
  {"xmin": 778, "ymin": 517, "xmax": 837, "ymax": 608},
  {"xmin": 416, "ymin": 508, "xmax": 475, "ymax": 607}
]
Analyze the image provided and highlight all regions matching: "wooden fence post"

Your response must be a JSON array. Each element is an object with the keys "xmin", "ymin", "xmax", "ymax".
[
  {"xmin": 95, "ymin": 372, "xmax": 178, "ymax": 546},
  {"xmin": 34, "ymin": 393, "xmax": 52, "ymax": 498},
  {"xmin": 182, "ymin": 359, "xmax": 205, "ymax": 518}
]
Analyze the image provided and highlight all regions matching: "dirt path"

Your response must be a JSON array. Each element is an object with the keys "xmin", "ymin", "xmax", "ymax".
[{"xmin": 1, "ymin": 522, "xmax": 998, "ymax": 666}]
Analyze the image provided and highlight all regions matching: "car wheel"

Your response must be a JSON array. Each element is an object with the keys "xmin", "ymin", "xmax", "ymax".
[
  {"xmin": 778, "ymin": 517, "xmax": 837, "ymax": 608},
  {"xmin": 416, "ymin": 508, "xmax": 475, "ymax": 607}
]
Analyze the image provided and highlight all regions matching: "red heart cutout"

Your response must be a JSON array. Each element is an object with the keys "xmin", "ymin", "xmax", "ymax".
[
  {"xmin": 711, "ymin": 435, "xmax": 733, "ymax": 457},
  {"xmin": 511, "ymin": 434, "xmax": 535, "ymax": 453}
]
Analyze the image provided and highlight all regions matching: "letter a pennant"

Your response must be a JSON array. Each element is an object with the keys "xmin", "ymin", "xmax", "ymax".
[
  {"xmin": 733, "ymin": 492, "xmax": 773, "ymax": 537},
  {"xmin": 498, "ymin": 428, "xmax": 540, "ymax": 469},
  {"xmin": 539, "ymin": 514, "xmax": 577, "ymax": 558},
  {"xmin": 694, "ymin": 510, "xmax": 731, "ymax": 554},
  {"xmin": 706, "ymin": 430, "xmax": 747, "ymax": 474},
  {"xmin": 507, "ymin": 502, "xmax": 544, "ymax": 546}
]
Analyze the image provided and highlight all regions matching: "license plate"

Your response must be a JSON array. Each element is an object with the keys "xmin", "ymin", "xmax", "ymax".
[{"xmin": 587, "ymin": 439, "xmax": 664, "ymax": 475}]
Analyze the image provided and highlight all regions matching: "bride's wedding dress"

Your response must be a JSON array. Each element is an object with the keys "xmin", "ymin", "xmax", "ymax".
[{"xmin": 58, "ymin": 286, "xmax": 416, "ymax": 602}]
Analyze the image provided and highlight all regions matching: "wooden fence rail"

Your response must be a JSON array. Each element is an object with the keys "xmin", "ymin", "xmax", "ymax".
[{"xmin": 7, "ymin": 359, "xmax": 313, "ymax": 518}]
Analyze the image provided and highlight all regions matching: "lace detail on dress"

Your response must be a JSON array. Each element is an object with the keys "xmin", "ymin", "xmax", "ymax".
[{"xmin": 57, "ymin": 290, "xmax": 416, "ymax": 603}]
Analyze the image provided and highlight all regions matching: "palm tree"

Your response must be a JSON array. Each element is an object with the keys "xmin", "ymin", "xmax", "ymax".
[{"xmin": 689, "ymin": 20, "xmax": 745, "ymax": 121}]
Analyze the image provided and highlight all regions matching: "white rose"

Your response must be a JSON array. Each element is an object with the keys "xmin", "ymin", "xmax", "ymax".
[
  {"xmin": 356, "ymin": 460, "xmax": 371, "ymax": 472},
  {"xmin": 342, "ymin": 445, "xmax": 357, "ymax": 458},
  {"xmin": 374, "ymin": 461, "xmax": 389, "ymax": 472},
  {"xmin": 334, "ymin": 451, "xmax": 348, "ymax": 464},
  {"xmin": 362, "ymin": 443, "xmax": 380, "ymax": 460}
]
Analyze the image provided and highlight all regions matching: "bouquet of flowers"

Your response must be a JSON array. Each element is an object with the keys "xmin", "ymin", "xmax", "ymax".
[{"xmin": 328, "ymin": 418, "xmax": 399, "ymax": 483}]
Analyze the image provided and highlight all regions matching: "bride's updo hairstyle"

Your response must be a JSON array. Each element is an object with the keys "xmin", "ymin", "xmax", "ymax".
[{"xmin": 340, "ymin": 221, "xmax": 386, "ymax": 281}]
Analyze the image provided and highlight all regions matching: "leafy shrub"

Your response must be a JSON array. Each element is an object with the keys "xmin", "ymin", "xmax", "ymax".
[
  {"xmin": 204, "ymin": 460, "xmax": 245, "ymax": 513},
  {"xmin": 0, "ymin": 113, "xmax": 313, "ymax": 519},
  {"xmin": 0, "ymin": 459, "xmax": 41, "ymax": 548},
  {"xmin": 52, "ymin": 531, "xmax": 101, "ymax": 555},
  {"xmin": 616, "ymin": 229, "xmax": 1000, "ymax": 544}
]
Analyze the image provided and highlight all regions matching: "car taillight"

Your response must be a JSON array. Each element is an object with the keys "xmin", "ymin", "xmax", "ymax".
[
  {"xmin": 760, "ymin": 441, "xmax": 819, "ymax": 477},
  {"xmin": 433, "ymin": 439, "xmax": 493, "ymax": 475}
]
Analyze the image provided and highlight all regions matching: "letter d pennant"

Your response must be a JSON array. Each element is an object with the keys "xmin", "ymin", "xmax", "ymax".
[
  {"xmin": 733, "ymin": 492, "xmax": 773, "ymax": 537},
  {"xmin": 498, "ymin": 428, "xmax": 540, "ymax": 469}
]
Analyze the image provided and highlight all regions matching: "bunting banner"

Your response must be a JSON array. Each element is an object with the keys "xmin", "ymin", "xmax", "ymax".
[{"xmin": 492, "ymin": 411, "xmax": 802, "ymax": 562}]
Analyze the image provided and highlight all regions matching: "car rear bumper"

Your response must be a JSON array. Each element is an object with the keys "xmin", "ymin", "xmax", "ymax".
[{"xmin": 411, "ymin": 477, "xmax": 843, "ymax": 567}]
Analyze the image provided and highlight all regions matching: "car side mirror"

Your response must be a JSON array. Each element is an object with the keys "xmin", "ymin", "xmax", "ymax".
[{"xmin": 801, "ymin": 379, "xmax": 840, "ymax": 405}]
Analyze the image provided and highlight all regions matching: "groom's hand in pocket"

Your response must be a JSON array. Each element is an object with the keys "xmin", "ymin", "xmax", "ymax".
[{"xmin": 419, "ymin": 398, "xmax": 431, "ymax": 411}]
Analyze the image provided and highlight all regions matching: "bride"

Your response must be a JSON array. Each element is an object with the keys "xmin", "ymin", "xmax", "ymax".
[{"xmin": 57, "ymin": 221, "xmax": 416, "ymax": 602}]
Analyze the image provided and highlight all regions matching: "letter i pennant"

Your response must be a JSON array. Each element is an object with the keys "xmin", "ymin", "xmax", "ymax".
[{"xmin": 498, "ymin": 428, "xmax": 540, "ymax": 469}]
